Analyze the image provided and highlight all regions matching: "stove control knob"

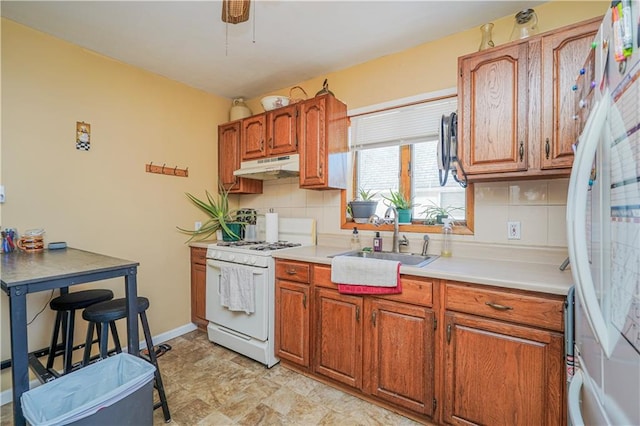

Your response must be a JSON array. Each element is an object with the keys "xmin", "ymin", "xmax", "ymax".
[
  {"xmin": 249, "ymin": 257, "xmax": 257, "ymax": 265},
  {"xmin": 242, "ymin": 256, "xmax": 249, "ymax": 264},
  {"xmin": 228, "ymin": 254, "xmax": 235, "ymax": 261},
  {"xmin": 215, "ymin": 252, "xmax": 222, "ymax": 259}
]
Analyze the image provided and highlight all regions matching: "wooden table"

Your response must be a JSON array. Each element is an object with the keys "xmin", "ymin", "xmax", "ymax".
[{"xmin": 1, "ymin": 248, "xmax": 140, "ymax": 426}]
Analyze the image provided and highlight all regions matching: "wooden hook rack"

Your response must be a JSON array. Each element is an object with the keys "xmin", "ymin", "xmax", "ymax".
[{"xmin": 145, "ymin": 162, "xmax": 189, "ymax": 178}]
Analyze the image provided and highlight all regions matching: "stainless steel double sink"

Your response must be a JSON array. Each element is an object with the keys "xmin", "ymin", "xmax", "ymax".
[{"xmin": 331, "ymin": 251, "xmax": 438, "ymax": 268}]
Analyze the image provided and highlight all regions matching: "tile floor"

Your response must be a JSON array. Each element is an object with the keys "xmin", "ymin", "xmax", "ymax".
[{"xmin": 1, "ymin": 330, "xmax": 424, "ymax": 425}]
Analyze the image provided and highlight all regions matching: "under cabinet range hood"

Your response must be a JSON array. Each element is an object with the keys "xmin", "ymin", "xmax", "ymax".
[{"xmin": 233, "ymin": 154, "xmax": 300, "ymax": 180}]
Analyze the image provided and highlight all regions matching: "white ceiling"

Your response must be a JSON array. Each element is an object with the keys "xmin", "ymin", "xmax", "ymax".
[{"xmin": 1, "ymin": 1, "xmax": 545, "ymax": 99}]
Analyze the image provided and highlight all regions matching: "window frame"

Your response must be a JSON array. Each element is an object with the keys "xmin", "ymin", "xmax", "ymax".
[{"xmin": 340, "ymin": 90, "xmax": 474, "ymax": 235}]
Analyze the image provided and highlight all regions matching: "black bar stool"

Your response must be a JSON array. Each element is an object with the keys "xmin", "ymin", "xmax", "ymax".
[
  {"xmin": 46, "ymin": 289, "xmax": 114, "ymax": 374},
  {"xmin": 82, "ymin": 297, "xmax": 171, "ymax": 422}
]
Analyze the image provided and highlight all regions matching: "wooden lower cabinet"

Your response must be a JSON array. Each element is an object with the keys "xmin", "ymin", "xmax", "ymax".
[
  {"xmin": 274, "ymin": 261, "xmax": 566, "ymax": 425},
  {"xmin": 190, "ymin": 247, "xmax": 207, "ymax": 330},
  {"xmin": 275, "ymin": 279, "xmax": 310, "ymax": 367},
  {"xmin": 313, "ymin": 287, "xmax": 363, "ymax": 388},
  {"xmin": 364, "ymin": 298, "xmax": 435, "ymax": 416},
  {"xmin": 443, "ymin": 312, "xmax": 565, "ymax": 425}
]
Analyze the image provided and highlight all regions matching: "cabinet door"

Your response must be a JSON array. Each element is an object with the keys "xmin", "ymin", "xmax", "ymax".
[
  {"xmin": 459, "ymin": 42, "xmax": 529, "ymax": 174},
  {"xmin": 241, "ymin": 114, "xmax": 267, "ymax": 160},
  {"xmin": 218, "ymin": 122, "xmax": 241, "ymax": 190},
  {"xmin": 218, "ymin": 121, "xmax": 262, "ymax": 194},
  {"xmin": 540, "ymin": 18, "xmax": 600, "ymax": 169},
  {"xmin": 267, "ymin": 105, "xmax": 298, "ymax": 156},
  {"xmin": 275, "ymin": 279, "xmax": 310, "ymax": 367},
  {"xmin": 298, "ymin": 96, "xmax": 327, "ymax": 187},
  {"xmin": 190, "ymin": 248, "xmax": 207, "ymax": 330},
  {"xmin": 364, "ymin": 299, "xmax": 435, "ymax": 416},
  {"xmin": 313, "ymin": 288, "xmax": 363, "ymax": 389},
  {"xmin": 444, "ymin": 312, "xmax": 564, "ymax": 426}
]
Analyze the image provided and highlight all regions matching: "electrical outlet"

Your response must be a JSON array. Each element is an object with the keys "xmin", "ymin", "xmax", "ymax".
[
  {"xmin": 195, "ymin": 221, "xmax": 202, "ymax": 231},
  {"xmin": 507, "ymin": 221, "xmax": 521, "ymax": 240}
]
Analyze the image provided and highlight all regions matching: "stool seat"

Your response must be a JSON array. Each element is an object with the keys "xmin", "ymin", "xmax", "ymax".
[
  {"xmin": 46, "ymin": 289, "xmax": 114, "ymax": 375},
  {"xmin": 82, "ymin": 296, "xmax": 170, "ymax": 422},
  {"xmin": 50, "ymin": 289, "xmax": 114, "ymax": 311},
  {"xmin": 83, "ymin": 297, "xmax": 149, "ymax": 323}
]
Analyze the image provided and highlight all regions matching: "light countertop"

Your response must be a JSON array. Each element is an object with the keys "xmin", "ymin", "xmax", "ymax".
[{"xmin": 272, "ymin": 245, "xmax": 573, "ymax": 296}]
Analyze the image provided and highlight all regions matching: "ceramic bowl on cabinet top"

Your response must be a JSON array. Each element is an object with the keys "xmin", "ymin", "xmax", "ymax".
[{"xmin": 260, "ymin": 96, "xmax": 290, "ymax": 111}]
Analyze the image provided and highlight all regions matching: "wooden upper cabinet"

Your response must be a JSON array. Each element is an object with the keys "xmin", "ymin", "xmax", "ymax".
[
  {"xmin": 299, "ymin": 94, "xmax": 348, "ymax": 190},
  {"xmin": 540, "ymin": 17, "xmax": 600, "ymax": 170},
  {"xmin": 267, "ymin": 105, "xmax": 298, "ymax": 156},
  {"xmin": 458, "ymin": 16, "xmax": 601, "ymax": 181},
  {"xmin": 218, "ymin": 121, "xmax": 262, "ymax": 194},
  {"xmin": 241, "ymin": 114, "xmax": 267, "ymax": 160},
  {"xmin": 459, "ymin": 41, "xmax": 529, "ymax": 175},
  {"xmin": 241, "ymin": 106, "xmax": 297, "ymax": 161}
]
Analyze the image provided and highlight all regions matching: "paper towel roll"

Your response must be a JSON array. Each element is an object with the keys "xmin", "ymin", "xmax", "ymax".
[{"xmin": 265, "ymin": 212, "xmax": 279, "ymax": 243}]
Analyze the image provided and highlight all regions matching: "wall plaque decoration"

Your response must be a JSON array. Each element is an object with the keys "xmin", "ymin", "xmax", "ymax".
[{"xmin": 76, "ymin": 121, "xmax": 90, "ymax": 151}]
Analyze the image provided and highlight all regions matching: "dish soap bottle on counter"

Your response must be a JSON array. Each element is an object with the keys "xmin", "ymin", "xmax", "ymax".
[
  {"xmin": 351, "ymin": 227, "xmax": 361, "ymax": 251},
  {"xmin": 441, "ymin": 218, "xmax": 453, "ymax": 257},
  {"xmin": 373, "ymin": 232, "xmax": 382, "ymax": 252}
]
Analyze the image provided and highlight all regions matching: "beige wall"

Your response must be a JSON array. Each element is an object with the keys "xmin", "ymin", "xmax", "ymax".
[
  {"xmin": 0, "ymin": 19, "xmax": 230, "ymax": 393},
  {"xmin": 0, "ymin": 0, "xmax": 607, "ymax": 395}
]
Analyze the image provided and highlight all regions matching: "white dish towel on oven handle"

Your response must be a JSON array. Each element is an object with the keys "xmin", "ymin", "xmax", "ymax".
[{"xmin": 220, "ymin": 266, "xmax": 255, "ymax": 314}]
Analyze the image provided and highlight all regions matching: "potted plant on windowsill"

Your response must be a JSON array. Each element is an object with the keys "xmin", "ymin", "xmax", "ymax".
[
  {"xmin": 421, "ymin": 201, "xmax": 465, "ymax": 225},
  {"xmin": 382, "ymin": 189, "xmax": 417, "ymax": 224},
  {"xmin": 348, "ymin": 188, "xmax": 378, "ymax": 224},
  {"xmin": 177, "ymin": 184, "xmax": 243, "ymax": 241}
]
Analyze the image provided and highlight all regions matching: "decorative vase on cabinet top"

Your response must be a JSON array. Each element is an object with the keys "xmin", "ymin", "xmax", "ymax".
[{"xmin": 229, "ymin": 98, "xmax": 252, "ymax": 121}]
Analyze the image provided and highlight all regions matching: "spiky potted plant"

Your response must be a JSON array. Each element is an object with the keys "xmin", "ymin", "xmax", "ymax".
[
  {"xmin": 177, "ymin": 184, "xmax": 243, "ymax": 241},
  {"xmin": 382, "ymin": 189, "xmax": 416, "ymax": 224}
]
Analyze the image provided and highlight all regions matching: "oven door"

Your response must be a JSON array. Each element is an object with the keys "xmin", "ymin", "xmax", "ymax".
[{"xmin": 205, "ymin": 259, "xmax": 269, "ymax": 341}]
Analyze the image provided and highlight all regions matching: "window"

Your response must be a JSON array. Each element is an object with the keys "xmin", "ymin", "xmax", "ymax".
[{"xmin": 343, "ymin": 92, "xmax": 473, "ymax": 234}]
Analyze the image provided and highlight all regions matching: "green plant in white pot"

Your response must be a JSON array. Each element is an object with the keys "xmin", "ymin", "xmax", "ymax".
[
  {"xmin": 177, "ymin": 184, "xmax": 242, "ymax": 241},
  {"xmin": 348, "ymin": 188, "xmax": 378, "ymax": 224}
]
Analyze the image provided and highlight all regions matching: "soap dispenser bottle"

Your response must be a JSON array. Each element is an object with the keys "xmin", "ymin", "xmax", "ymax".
[
  {"xmin": 441, "ymin": 218, "xmax": 453, "ymax": 257},
  {"xmin": 351, "ymin": 227, "xmax": 361, "ymax": 251},
  {"xmin": 373, "ymin": 232, "xmax": 382, "ymax": 252}
]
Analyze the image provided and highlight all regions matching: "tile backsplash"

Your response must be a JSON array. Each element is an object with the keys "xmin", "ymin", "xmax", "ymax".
[{"xmin": 234, "ymin": 177, "xmax": 569, "ymax": 249}]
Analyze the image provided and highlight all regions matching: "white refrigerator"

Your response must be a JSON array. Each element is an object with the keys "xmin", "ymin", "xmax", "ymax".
[{"xmin": 566, "ymin": 1, "xmax": 640, "ymax": 425}]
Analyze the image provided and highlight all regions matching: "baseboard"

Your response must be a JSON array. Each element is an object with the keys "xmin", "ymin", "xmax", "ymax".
[{"xmin": 0, "ymin": 322, "xmax": 198, "ymax": 406}]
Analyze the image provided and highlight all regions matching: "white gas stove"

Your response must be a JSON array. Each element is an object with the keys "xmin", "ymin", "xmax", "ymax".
[{"xmin": 204, "ymin": 218, "xmax": 315, "ymax": 367}]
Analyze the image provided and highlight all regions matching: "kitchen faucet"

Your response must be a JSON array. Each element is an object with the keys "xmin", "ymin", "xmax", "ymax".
[{"xmin": 384, "ymin": 206, "xmax": 400, "ymax": 253}]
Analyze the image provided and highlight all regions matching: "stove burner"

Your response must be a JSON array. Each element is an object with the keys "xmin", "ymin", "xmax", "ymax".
[
  {"xmin": 216, "ymin": 240, "xmax": 265, "ymax": 247},
  {"xmin": 249, "ymin": 242, "xmax": 302, "ymax": 251}
]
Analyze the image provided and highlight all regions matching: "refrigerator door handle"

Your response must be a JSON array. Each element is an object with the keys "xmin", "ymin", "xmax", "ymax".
[
  {"xmin": 568, "ymin": 368, "xmax": 585, "ymax": 426},
  {"xmin": 567, "ymin": 91, "xmax": 613, "ymax": 357}
]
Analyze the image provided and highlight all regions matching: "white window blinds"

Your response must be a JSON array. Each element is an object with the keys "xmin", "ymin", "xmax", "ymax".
[{"xmin": 350, "ymin": 96, "xmax": 457, "ymax": 151}]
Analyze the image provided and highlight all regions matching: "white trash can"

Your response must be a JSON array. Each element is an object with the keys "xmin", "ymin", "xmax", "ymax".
[{"xmin": 21, "ymin": 353, "xmax": 156, "ymax": 426}]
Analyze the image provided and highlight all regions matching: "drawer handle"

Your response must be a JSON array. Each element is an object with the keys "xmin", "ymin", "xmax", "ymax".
[
  {"xmin": 286, "ymin": 269, "xmax": 297, "ymax": 275},
  {"xmin": 485, "ymin": 301, "xmax": 513, "ymax": 311}
]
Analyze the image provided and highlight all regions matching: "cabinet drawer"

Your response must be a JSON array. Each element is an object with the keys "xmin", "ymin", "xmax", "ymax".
[
  {"xmin": 190, "ymin": 247, "xmax": 207, "ymax": 264},
  {"xmin": 276, "ymin": 260, "xmax": 310, "ymax": 284},
  {"xmin": 445, "ymin": 282, "xmax": 564, "ymax": 331},
  {"xmin": 314, "ymin": 266, "xmax": 432, "ymax": 307},
  {"xmin": 313, "ymin": 265, "xmax": 332, "ymax": 288},
  {"xmin": 378, "ymin": 276, "xmax": 433, "ymax": 307}
]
